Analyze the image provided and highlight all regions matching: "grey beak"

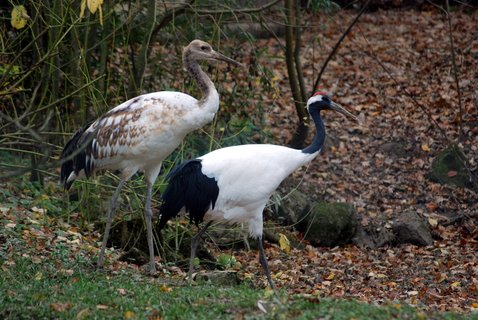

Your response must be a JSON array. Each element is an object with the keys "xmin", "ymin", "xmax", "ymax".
[
  {"xmin": 330, "ymin": 101, "xmax": 358, "ymax": 122},
  {"xmin": 210, "ymin": 51, "xmax": 243, "ymax": 67}
]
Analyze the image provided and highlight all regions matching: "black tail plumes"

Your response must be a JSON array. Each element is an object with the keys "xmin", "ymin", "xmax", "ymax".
[
  {"xmin": 60, "ymin": 123, "xmax": 94, "ymax": 190},
  {"xmin": 158, "ymin": 160, "xmax": 219, "ymax": 230}
]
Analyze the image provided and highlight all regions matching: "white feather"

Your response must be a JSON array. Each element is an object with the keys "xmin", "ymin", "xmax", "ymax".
[{"xmin": 199, "ymin": 144, "xmax": 319, "ymax": 237}]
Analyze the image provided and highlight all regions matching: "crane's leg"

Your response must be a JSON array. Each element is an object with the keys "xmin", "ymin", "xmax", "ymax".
[
  {"xmin": 258, "ymin": 236, "xmax": 276, "ymax": 290},
  {"xmin": 188, "ymin": 221, "xmax": 213, "ymax": 282},
  {"xmin": 97, "ymin": 179, "xmax": 126, "ymax": 268},
  {"xmin": 144, "ymin": 181, "xmax": 156, "ymax": 275}
]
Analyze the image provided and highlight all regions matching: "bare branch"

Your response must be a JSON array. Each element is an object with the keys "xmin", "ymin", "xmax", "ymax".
[
  {"xmin": 311, "ymin": 0, "xmax": 370, "ymax": 96},
  {"xmin": 445, "ymin": 0, "xmax": 463, "ymax": 142},
  {"xmin": 0, "ymin": 111, "xmax": 43, "ymax": 142}
]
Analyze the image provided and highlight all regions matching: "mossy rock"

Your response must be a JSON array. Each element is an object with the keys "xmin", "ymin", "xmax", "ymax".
[
  {"xmin": 428, "ymin": 144, "xmax": 473, "ymax": 189},
  {"xmin": 298, "ymin": 201, "xmax": 357, "ymax": 247},
  {"xmin": 272, "ymin": 189, "xmax": 312, "ymax": 226}
]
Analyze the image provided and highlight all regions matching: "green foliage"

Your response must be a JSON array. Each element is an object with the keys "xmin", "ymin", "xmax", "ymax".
[{"xmin": 216, "ymin": 254, "xmax": 237, "ymax": 269}]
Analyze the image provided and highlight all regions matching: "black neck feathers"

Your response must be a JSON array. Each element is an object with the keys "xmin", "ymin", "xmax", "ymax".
[{"xmin": 302, "ymin": 107, "xmax": 326, "ymax": 155}]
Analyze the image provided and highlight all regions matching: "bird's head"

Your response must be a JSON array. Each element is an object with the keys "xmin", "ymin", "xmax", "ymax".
[
  {"xmin": 306, "ymin": 92, "xmax": 358, "ymax": 121},
  {"xmin": 184, "ymin": 40, "xmax": 242, "ymax": 67}
]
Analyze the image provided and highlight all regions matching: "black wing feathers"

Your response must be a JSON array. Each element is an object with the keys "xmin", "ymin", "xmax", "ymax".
[
  {"xmin": 158, "ymin": 159, "xmax": 219, "ymax": 230},
  {"xmin": 60, "ymin": 122, "xmax": 95, "ymax": 190}
]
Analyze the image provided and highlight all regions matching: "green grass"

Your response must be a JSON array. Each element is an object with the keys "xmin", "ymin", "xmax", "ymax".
[{"xmin": 0, "ymin": 256, "xmax": 471, "ymax": 320}]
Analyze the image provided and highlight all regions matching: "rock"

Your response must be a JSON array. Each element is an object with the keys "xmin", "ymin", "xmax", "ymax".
[
  {"xmin": 119, "ymin": 247, "xmax": 149, "ymax": 265},
  {"xmin": 297, "ymin": 201, "xmax": 357, "ymax": 247},
  {"xmin": 428, "ymin": 143, "xmax": 475, "ymax": 189},
  {"xmin": 195, "ymin": 270, "xmax": 240, "ymax": 286},
  {"xmin": 353, "ymin": 211, "xmax": 434, "ymax": 248},
  {"xmin": 272, "ymin": 189, "xmax": 312, "ymax": 226},
  {"xmin": 380, "ymin": 139, "xmax": 416, "ymax": 158},
  {"xmin": 206, "ymin": 225, "xmax": 249, "ymax": 250},
  {"xmin": 352, "ymin": 223, "xmax": 395, "ymax": 248},
  {"xmin": 392, "ymin": 211, "xmax": 433, "ymax": 246}
]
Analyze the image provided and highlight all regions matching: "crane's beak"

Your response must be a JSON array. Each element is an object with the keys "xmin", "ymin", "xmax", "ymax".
[
  {"xmin": 210, "ymin": 51, "xmax": 243, "ymax": 67},
  {"xmin": 330, "ymin": 101, "xmax": 359, "ymax": 122}
]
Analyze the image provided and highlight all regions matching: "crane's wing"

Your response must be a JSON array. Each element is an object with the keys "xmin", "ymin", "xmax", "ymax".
[
  {"xmin": 60, "ymin": 91, "xmax": 197, "ymax": 189},
  {"xmin": 158, "ymin": 159, "xmax": 219, "ymax": 229}
]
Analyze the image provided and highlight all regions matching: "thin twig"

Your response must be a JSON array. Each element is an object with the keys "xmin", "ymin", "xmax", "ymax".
[
  {"xmin": 311, "ymin": 0, "xmax": 370, "ymax": 96},
  {"xmin": 0, "ymin": 112, "xmax": 43, "ymax": 142},
  {"xmin": 445, "ymin": 0, "xmax": 463, "ymax": 142},
  {"xmin": 294, "ymin": 0, "xmax": 307, "ymax": 104}
]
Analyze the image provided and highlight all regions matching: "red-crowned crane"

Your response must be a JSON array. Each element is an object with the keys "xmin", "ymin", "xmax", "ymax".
[
  {"xmin": 60, "ymin": 40, "xmax": 241, "ymax": 275},
  {"xmin": 157, "ymin": 92, "xmax": 358, "ymax": 288}
]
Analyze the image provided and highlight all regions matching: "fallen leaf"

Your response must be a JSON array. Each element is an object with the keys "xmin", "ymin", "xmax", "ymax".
[
  {"xmin": 278, "ymin": 233, "xmax": 290, "ymax": 254},
  {"xmin": 428, "ymin": 218, "xmax": 438, "ymax": 228},
  {"xmin": 257, "ymin": 300, "xmax": 268, "ymax": 313},
  {"xmin": 51, "ymin": 302, "xmax": 72, "ymax": 312},
  {"xmin": 421, "ymin": 144, "xmax": 430, "ymax": 152},
  {"xmin": 124, "ymin": 311, "xmax": 136, "ymax": 319},
  {"xmin": 160, "ymin": 284, "xmax": 172, "ymax": 293},
  {"xmin": 31, "ymin": 256, "xmax": 42, "ymax": 264},
  {"xmin": 76, "ymin": 308, "xmax": 90, "ymax": 320},
  {"xmin": 447, "ymin": 170, "xmax": 457, "ymax": 177},
  {"xmin": 5, "ymin": 223, "xmax": 16, "ymax": 229},
  {"xmin": 0, "ymin": 207, "xmax": 10, "ymax": 213},
  {"xmin": 60, "ymin": 269, "xmax": 74, "ymax": 276},
  {"xmin": 31, "ymin": 206, "xmax": 46, "ymax": 214},
  {"xmin": 426, "ymin": 202, "xmax": 439, "ymax": 211},
  {"xmin": 96, "ymin": 304, "xmax": 108, "ymax": 310},
  {"xmin": 325, "ymin": 273, "xmax": 335, "ymax": 280}
]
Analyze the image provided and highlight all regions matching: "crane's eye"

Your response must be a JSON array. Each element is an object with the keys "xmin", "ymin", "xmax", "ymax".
[
  {"xmin": 200, "ymin": 45, "xmax": 208, "ymax": 51},
  {"xmin": 322, "ymin": 96, "xmax": 330, "ymax": 103}
]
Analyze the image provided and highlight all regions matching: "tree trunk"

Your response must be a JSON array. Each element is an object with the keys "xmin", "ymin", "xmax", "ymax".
[{"xmin": 284, "ymin": 0, "xmax": 308, "ymax": 149}]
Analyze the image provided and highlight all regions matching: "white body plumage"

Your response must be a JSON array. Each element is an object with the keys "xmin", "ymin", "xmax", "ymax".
[{"xmin": 199, "ymin": 144, "xmax": 318, "ymax": 237}]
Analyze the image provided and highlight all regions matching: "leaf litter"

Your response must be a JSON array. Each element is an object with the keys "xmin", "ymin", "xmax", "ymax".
[
  {"xmin": 227, "ymin": 6, "xmax": 477, "ymax": 314},
  {"xmin": 1, "ymin": 4, "xmax": 477, "ymax": 317}
]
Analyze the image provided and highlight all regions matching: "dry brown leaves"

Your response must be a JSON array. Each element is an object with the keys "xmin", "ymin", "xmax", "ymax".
[
  {"xmin": 230, "ymin": 225, "xmax": 477, "ymax": 313},
  {"xmin": 223, "ymin": 6, "xmax": 478, "ymax": 314}
]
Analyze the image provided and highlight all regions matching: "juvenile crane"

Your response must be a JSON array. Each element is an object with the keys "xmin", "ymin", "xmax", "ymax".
[
  {"xmin": 60, "ymin": 40, "xmax": 241, "ymax": 274},
  {"xmin": 157, "ymin": 92, "xmax": 358, "ymax": 288}
]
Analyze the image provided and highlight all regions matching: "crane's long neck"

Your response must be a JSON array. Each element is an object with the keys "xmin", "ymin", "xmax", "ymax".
[
  {"xmin": 302, "ymin": 109, "xmax": 325, "ymax": 155},
  {"xmin": 183, "ymin": 55, "xmax": 219, "ymax": 110}
]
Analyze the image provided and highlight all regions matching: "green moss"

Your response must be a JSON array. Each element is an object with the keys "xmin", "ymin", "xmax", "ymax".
[
  {"xmin": 429, "ymin": 144, "xmax": 473, "ymax": 189},
  {"xmin": 299, "ymin": 201, "xmax": 356, "ymax": 247}
]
